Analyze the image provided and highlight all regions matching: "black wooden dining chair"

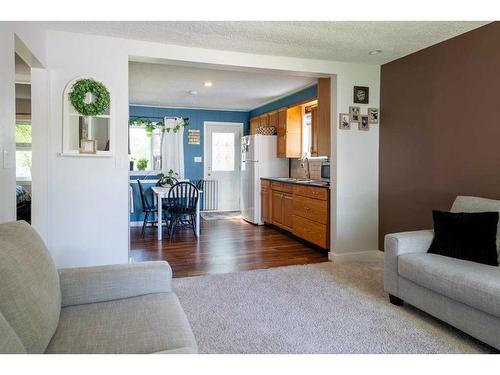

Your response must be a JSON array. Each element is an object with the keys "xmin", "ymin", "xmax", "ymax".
[
  {"xmin": 166, "ymin": 181, "xmax": 199, "ymax": 239},
  {"xmin": 156, "ymin": 177, "xmax": 179, "ymax": 210},
  {"xmin": 137, "ymin": 179, "xmax": 166, "ymax": 238}
]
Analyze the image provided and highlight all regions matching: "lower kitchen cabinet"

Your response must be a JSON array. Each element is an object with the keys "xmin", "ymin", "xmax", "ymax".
[{"xmin": 261, "ymin": 179, "xmax": 330, "ymax": 249}]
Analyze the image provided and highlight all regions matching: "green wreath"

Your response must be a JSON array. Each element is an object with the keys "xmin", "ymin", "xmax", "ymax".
[{"xmin": 69, "ymin": 79, "xmax": 110, "ymax": 116}]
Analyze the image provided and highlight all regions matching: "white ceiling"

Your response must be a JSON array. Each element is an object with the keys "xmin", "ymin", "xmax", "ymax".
[
  {"xmin": 39, "ymin": 21, "xmax": 488, "ymax": 64},
  {"xmin": 129, "ymin": 62, "xmax": 317, "ymax": 110}
]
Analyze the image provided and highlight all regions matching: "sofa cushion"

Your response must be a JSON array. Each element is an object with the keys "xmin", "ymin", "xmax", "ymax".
[
  {"xmin": 452, "ymin": 196, "xmax": 500, "ymax": 263},
  {"xmin": 45, "ymin": 292, "xmax": 197, "ymax": 354},
  {"xmin": 399, "ymin": 253, "xmax": 500, "ymax": 318},
  {"xmin": 0, "ymin": 221, "xmax": 61, "ymax": 353},
  {"xmin": 428, "ymin": 210, "xmax": 499, "ymax": 266},
  {"xmin": 0, "ymin": 312, "xmax": 26, "ymax": 353}
]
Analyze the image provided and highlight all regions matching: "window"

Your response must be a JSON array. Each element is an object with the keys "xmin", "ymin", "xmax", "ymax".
[
  {"xmin": 302, "ymin": 112, "xmax": 312, "ymax": 157},
  {"xmin": 212, "ymin": 132, "xmax": 235, "ymax": 171},
  {"xmin": 129, "ymin": 126, "xmax": 162, "ymax": 171},
  {"xmin": 16, "ymin": 121, "xmax": 32, "ymax": 181}
]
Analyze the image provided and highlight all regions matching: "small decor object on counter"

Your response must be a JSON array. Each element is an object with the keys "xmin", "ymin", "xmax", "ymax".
[
  {"xmin": 136, "ymin": 158, "xmax": 148, "ymax": 171},
  {"xmin": 339, "ymin": 113, "xmax": 351, "ymax": 130},
  {"xmin": 257, "ymin": 126, "xmax": 276, "ymax": 135},
  {"xmin": 188, "ymin": 129, "xmax": 201, "ymax": 145},
  {"xmin": 129, "ymin": 160, "xmax": 134, "ymax": 171},
  {"xmin": 69, "ymin": 79, "xmax": 111, "ymax": 116},
  {"xmin": 368, "ymin": 108, "xmax": 379, "ymax": 124},
  {"xmin": 79, "ymin": 139, "xmax": 97, "ymax": 154},
  {"xmin": 353, "ymin": 86, "xmax": 369, "ymax": 104},
  {"xmin": 349, "ymin": 106, "xmax": 360, "ymax": 122},
  {"xmin": 359, "ymin": 115, "xmax": 369, "ymax": 131}
]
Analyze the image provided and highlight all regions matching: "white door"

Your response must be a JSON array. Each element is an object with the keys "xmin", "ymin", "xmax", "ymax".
[{"xmin": 204, "ymin": 122, "xmax": 243, "ymax": 211}]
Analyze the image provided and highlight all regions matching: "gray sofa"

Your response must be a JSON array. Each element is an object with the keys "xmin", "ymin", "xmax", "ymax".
[
  {"xmin": 0, "ymin": 221, "xmax": 197, "ymax": 354},
  {"xmin": 384, "ymin": 196, "xmax": 500, "ymax": 350}
]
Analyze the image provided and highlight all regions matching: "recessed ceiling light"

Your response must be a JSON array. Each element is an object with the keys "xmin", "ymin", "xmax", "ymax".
[
  {"xmin": 204, "ymin": 81, "xmax": 213, "ymax": 87},
  {"xmin": 189, "ymin": 90, "xmax": 198, "ymax": 95},
  {"xmin": 368, "ymin": 50, "xmax": 383, "ymax": 55}
]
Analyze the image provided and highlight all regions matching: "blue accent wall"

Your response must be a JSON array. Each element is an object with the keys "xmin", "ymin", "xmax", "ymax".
[
  {"xmin": 249, "ymin": 84, "xmax": 317, "ymax": 118},
  {"xmin": 130, "ymin": 106, "xmax": 250, "ymax": 182}
]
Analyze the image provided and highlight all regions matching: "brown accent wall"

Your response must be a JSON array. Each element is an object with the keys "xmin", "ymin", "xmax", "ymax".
[{"xmin": 379, "ymin": 22, "xmax": 500, "ymax": 249}]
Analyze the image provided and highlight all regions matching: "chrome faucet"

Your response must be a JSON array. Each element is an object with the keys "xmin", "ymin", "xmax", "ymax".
[{"xmin": 300, "ymin": 156, "xmax": 311, "ymax": 180}]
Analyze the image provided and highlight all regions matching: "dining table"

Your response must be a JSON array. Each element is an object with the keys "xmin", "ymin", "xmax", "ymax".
[{"xmin": 151, "ymin": 185, "xmax": 203, "ymax": 241}]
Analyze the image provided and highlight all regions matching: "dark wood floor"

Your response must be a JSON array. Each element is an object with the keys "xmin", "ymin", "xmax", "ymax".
[{"xmin": 129, "ymin": 218, "xmax": 328, "ymax": 278}]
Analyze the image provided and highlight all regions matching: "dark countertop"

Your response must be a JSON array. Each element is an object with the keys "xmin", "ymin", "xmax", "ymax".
[{"xmin": 261, "ymin": 177, "xmax": 330, "ymax": 189}]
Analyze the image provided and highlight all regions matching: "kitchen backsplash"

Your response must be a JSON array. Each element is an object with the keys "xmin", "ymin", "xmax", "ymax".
[{"xmin": 290, "ymin": 158, "xmax": 326, "ymax": 180}]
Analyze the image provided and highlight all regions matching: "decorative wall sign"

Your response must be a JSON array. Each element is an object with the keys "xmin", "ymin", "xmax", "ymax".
[
  {"xmin": 353, "ymin": 86, "xmax": 369, "ymax": 104},
  {"xmin": 368, "ymin": 108, "xmax": 379, "ymax": 124},
  {"xmin": 188, "ymin": 129, "xmax": 200, "ymax": 145}
]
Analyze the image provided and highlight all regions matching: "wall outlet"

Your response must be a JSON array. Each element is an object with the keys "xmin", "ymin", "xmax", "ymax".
[{"xmin": 194, "ymin": 156, "xmax": 202, "ymax": 163}]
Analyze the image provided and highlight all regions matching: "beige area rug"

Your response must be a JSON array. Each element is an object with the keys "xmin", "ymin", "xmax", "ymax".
[{"xmin": 173, "ymin": 258, "xmax": 496, "ymax": 354}]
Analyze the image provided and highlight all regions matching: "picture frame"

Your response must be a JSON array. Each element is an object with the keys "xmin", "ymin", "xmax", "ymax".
[
  {"xmin": 339, "ymin": 113, "xmax": 351, "ymax": 130},
  {"xmin": 368, "ymin": 108, "xmax": 379, "ymax": 124},
  {"xmin": 359, "ymin": 115, "xmax": 369, "ymax": 131},
  {"xmin": 353, "ymin": 86, "xmax": 369, "ymax": 104},
  {"xmin": 80, "ymin": 139, "xmax": 97, "ymax": 154},
  {"xmin": 349, "ymin": 106, "xmax": 360, "ymax": 122}
]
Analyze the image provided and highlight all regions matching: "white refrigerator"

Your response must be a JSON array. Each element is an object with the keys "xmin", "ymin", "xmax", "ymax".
[{"xmin": 241, "ymin": 135, "xmax": 289, "ymax": 224}]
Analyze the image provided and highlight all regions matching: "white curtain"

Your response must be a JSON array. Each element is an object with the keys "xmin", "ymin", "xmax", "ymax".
[{"xmin": 161, "ymin": 117, "xmax": 185, "ymax": 178}]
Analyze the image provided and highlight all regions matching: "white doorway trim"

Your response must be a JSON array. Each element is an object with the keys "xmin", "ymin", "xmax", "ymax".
[{"xmin": 203, "ymin": 121, "xmax": 244, "ymax": 212}]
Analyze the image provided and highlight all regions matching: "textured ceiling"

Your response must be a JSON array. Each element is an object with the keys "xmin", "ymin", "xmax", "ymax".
[
  {"xmin": 40, "ymin": 21, "xmax": 489, "ymax": 64},
  {"xmin": 129, "ymin": 62, "xmax": 316, "ymax": 110}
]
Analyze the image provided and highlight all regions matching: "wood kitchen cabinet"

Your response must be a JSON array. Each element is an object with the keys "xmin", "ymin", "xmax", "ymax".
[
  {"xmin": 261, "ymin": 179, "xmax": 329, "ymax": 249},
  {"xmin": 276, "ymin": 106, "xmax": 301, "ymax": 158},
  {"xmin": 268, "ymin": 111, "xmax": 278, "ymax": 128},
  {"xmin": 250, "ymin": 117, "xmax": 259, "ymax": 135},
  {"xmin": 261, "ymin": 180, "xmax": 270, "ymax": 222}
]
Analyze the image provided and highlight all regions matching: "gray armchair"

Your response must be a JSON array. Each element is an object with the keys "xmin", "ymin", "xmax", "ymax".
[{"xmin": 0, "ymin": 221, "xmax": 197, "ymax": 354}]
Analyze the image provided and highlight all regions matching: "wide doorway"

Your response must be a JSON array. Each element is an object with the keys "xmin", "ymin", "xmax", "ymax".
[{"xmin": 204, "ymin": 122, "xmax": 243, "ymax": 212}]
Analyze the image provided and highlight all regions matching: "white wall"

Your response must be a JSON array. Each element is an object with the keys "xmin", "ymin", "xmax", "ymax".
[
  {"xmin": 1, "ymin": 24, "xmax": 380, "ymax": 267},
  {"xmin": 44, "ymin": 31, "xmax": 130, "ymax": 267},
  {"xmin": 0, "ymin": 25, "xmax": 17, "ymax": 223}
]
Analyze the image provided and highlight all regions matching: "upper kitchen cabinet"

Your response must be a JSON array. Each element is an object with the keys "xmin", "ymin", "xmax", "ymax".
[
  {"xmin": 276, "ymin": 106, "xmax": 301, "ymax": 158},
  {"xmin": 250, "ymin": 117, "xmax": 259, "ymax": 135},
  {"xmin": 316, "ymin": 77, "xmax": 331, "ymax": 157}
]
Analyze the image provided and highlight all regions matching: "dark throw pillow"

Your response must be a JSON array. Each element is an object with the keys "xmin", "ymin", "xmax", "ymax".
[{"xmin": 428, "ymin": 210, "xmax": 499, "ymax": 266}]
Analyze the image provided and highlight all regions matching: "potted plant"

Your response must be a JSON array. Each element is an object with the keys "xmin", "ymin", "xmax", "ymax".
[
  {"xmin": 157, "ymin": 169, "xmax": 179, "ymax": 187},
  {"xmin": 136, "ymin": 158, "xmax": 148, "ymax": 171}
]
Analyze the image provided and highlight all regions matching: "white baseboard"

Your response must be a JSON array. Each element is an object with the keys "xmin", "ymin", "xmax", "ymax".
[{"xmin": 328, "ymin": 250, "xmax": 382, "ymax": 263}]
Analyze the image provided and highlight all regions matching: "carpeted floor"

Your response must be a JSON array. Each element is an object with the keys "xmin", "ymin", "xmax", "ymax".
[{"xmin": 173, "ymin": 257, "xmax": 496, "ymax": 354}]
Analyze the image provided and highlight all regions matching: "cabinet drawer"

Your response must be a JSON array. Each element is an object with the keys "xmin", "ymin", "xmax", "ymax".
[
  {"xmin": 292, "ymin": 215, "xmax": 328, "ymax": 248},
  {"xmin": 261, "ymin": 179, "xmax": 270, "ymax": 188},
  {"xmin": 292, "ymin": 184, "xmax": 328, "ymax": 201},
  {"xmin": 271, "ymin": 181, "xmax": 293, "ymax": 193},
  {"xmin": 293, "ymin": 196, "xmax": 328, "ymax": 224}
]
